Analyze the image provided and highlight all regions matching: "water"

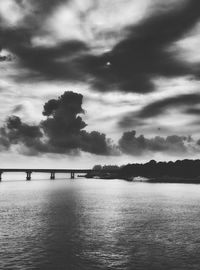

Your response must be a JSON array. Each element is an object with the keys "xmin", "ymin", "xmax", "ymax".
[{"xmin": 1, "ymin": 178, "xmax": 200, "ymax": 270}]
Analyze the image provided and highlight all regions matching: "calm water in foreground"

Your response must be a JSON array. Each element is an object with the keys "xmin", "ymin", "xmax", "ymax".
[{"xmin": 1, "ymin": 177, "xmax": 200, "ymax": 270}]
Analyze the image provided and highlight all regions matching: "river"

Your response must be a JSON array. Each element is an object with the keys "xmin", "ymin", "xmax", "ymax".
[{"xmin": 0, "ymin": 177, "xmax": 200, "ymax": 270}]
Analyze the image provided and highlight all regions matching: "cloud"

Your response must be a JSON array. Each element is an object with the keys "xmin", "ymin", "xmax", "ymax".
[
  {"xmin": 32, "ymin": 0, "xmax": 68, "ymax": 14},
  {"xmin": 1, "ymin": 91, "xmax": 200, "ymax": 158},
  {"xmin": 0, "ymin": 55, "xmax": 8, "ymax": 61},
  {"xmin": 0, "ymin": 0, "xmax": 200, "ymax": 94},
  {"xmin": 118, "ymin": 93, "xmax": 200, "ymax": 130},
  {"xmin": 138, "ymin": 93, "xmax": 200, "ymax": 118},
  {"xmin": 40, "ymin": 91, "xmax": 87, "ymax": 153},
  {"xmin": 79, "ymin": 0, "xmax": 200, "ymax": 93},
  {"xmin": 0, "ymin": 115, "xmax": 43, "ymax": 151},
  {"xmin": 0, "ymin": 22, "xmax": 88, "ymax": 84},
  {"xmin": 11, "ymin": 104, "xmax": 24, "ymax": 113},
  {"xmin": 118, "ymin": 130, "xmax": 196, "ymax": 156},
  {"xmin": 0, "ymin": 25, "xmax": 88, "ymax": 81},
  {"xmin": 0, "ymin": 0, "xmax": 68, "ymax": 26},
  {"xmin": 0, "ymin": 49, "xmax": 12, "ymax": 61},
  {"xmin": 16, "ymin": 41, "xmax": 89, "ymax": 82},
  {"xmin": 0, "ymin": 91, "xmax": 115, "ymax": 155},
  {"xmin": 0, "ymin": 0, "xmax": 27, "ymax": 27},
  {"xmin": 118, "ymin": 115, "xmax": 145, "ymax": 129},
  {"xmin": 42, "ymin": 0, "xmax": 151, "ymax": 50},
  {"xmin": 186, "ymin": 108, "xmax": 200, "ymax": 115},
  {"xmin": 80, "ymin": 131, "xmax": 115, "ymax": 155}
]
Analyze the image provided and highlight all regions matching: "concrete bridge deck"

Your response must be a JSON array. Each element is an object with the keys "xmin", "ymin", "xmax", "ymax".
[{"xmin": 0, "ymin": 169, "xmax": 92, "ymax": 181}]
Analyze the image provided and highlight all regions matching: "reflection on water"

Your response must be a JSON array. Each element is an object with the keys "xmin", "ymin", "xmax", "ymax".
[{"xmin": 0, "ymin": 178, "xmax": 200, "ymax": 270}]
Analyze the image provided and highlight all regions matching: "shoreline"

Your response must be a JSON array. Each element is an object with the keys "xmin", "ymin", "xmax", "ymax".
[{"xmin": 85, "ymin": 173, "xmax": 200, "ymax": 184}]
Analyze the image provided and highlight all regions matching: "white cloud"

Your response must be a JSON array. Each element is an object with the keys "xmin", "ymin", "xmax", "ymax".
[
  {"xmin": 33, "ymin": 0, "xmax": 152, "ymax": 53},
  {"xmin": 174, "ymin": 23, "xmax": 200, "ymax": 64},
  {"xmin": 0, "ymin": 0, "xmax": 31, "ymax": 27}
]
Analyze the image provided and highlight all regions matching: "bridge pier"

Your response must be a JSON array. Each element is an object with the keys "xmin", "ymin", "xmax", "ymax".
[
  {"xmin": 71, "ymin": 172, "xmax": 75, "ymax": 179},
  {"xmin": 26, "ymin": 171, "xmax": 32, "ymax": 181},
  {"xmin": 0, "ymin": 171, "xmax": 2, "ymax": 181},
  {"xmin": 50, "ymin": 172, "xmax": 55, "ymax": 180}
]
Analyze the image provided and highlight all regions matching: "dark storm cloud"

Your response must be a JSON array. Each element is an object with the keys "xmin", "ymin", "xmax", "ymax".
[
  {"xmin": 15, "ymin": 41, "xmax": 89, "ymax": 82},
  {"xmin": 118, "ymin": 130, "xmax": 191, "ymax": 156},
  {"xmin": 81, "ymin": 131, "xmax": 115, "ymax": 155},
  {"xmin": 79, "ymin": 0, "xmax": 200, "ymax": 93},
  {"xmin": 0, "ymin": 91, "xmax": 115, "ymax": 155},
  {"xmin": 0, "ymin": 115, "xmax": 43, "ymax": 149},
  {"xmin": 0, "ymin": 56, "xmax": 7, "ymax": 61},
  {"xmin": 40, "ymin": 91, "xmax": 87, "ymax": 153},
  {"xmin": 0, "ymin": 27, "xmax": 31, "ymax": 51},
  {"xmin": 32, "ymin": 0, "xmax": 68, "ymax": 12},
  {"xmin": 118, "ymin": 93, "xmax": 200, "ymax": 129},
  {"xmin": 118, "ymin": 115, "xmax": 145, "ymax": 129},
  {"xmin": 1, "ymin": 0, "xmax": 200, "ymax": 92},
  {"xmin": 138, "ymin": 93, "xmax": 200, "ymax": 118},
  {"xmin": 0, "ymin": 55, "xmax": 10, "ymax": 61},
  {"xmin": 186, "ymin": 108, "xmax": 200, "ymax": 115},
  {"xmin": 197, "ymin": 139, "xmax": 200, "ymax": 146},
  {"xmin": 0, "ymin": 91, "xmax": 200, "ymax": 157},
  {"xmin": 0, "ymin": 0, "xmax": 89, "ymax": 82},
  {"xmin": 0, "ymin": 24, "xmax": 89, "ymax": 81}
]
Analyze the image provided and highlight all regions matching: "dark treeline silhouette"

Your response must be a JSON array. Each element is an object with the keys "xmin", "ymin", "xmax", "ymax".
[
  {"xmin": 93, "ymin": 165, "xmax": 120, "ymax": 171},
  {"xmin": 89, "ymin": 159, "xmax": 200, "ymax": 183},
  {"xmin": 119, "ymin": 159, "xmax": 200, "ymax": 182},
  {"xmin": 89, "ymin": 165, "xmax": 120, "ymax": 179}
]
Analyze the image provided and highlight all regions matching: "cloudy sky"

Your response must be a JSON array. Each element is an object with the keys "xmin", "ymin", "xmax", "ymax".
[{"xmin": 0, "ymin": 0, "xmax": 200, "ymax": 168}]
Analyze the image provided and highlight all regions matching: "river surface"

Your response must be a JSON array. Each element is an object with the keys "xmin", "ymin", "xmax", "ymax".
[{"xmin": 1, "ymin": 176, "xmax": 200, "ymax": 270}]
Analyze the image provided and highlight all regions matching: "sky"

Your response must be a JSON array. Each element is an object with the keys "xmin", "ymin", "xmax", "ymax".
[{"xmin": 0, "ymin": 0, "xmax": 200, "ymax": 168}]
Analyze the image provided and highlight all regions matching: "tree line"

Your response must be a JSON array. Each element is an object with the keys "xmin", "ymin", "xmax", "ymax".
[{"xmin": 91, "ymin": 159, "xmax": 200, "ymax": 182}]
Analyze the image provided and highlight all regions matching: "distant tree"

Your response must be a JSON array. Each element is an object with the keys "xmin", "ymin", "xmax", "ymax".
[
  {"xmin": 93, "ymin": 165, "xmax": 102, "ymax": 171},
  {"xmin": 102, "ymin": 165, "xmax": 120, "ymax": 171}
]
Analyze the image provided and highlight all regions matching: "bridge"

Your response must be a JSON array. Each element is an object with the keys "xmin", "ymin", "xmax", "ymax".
[{"xmin": 0, "ymin": 169, "xmax": 93, "ymax": 181}]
